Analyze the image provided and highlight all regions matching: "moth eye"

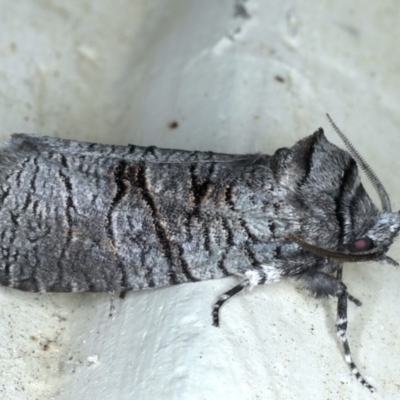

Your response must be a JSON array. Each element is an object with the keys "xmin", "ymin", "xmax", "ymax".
[{"xmin": 349, "ymin": 237, "xmax": 374, "ymax": 253}]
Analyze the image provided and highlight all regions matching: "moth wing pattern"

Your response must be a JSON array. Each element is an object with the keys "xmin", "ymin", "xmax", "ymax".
[
  {"xmin": 0, "ymin": 133, "xmax": 282, "ymax": 293},
  {"xmin": 0, "ymin": 124, "xmax": 399, "ymax": 393}
]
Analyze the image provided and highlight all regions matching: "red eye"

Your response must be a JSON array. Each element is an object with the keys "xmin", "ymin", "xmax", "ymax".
[{"xmin": 349, "ymin": 237, "xmax": 374, "ymax": 253}]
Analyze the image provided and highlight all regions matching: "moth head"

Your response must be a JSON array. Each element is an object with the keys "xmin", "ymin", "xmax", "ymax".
[
  {"xmin": 289, "ymin": 115, "xmax": 400, "ymax": 266},
  {"xmin": 346, "ymin": 211, "xmax": 400, "ymax": 265},
  {"xmin": 288, "ymin": 212, "xmax": 400, "ymax": 265},
  {"xmin": 288, "ymin": 232, "xmax": 398, "ymax": 265}
]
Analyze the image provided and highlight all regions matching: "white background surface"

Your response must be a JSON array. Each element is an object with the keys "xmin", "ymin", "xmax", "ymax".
[{"xmin": 0, "ymin": 1, "xmax": 400, "ymax": 399}]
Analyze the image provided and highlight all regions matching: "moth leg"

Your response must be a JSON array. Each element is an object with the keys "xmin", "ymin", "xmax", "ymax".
[
  {"xmin": 336, "ymin": 285, "xmax": 375, "ymax": 392},
  {"xmin": 347, "ymin": 293, "xmax": 362, "ymax": 307},
  {"xmin": 336, "ymin": 265, "xmax": 362, "ymax": 307},
  {"xmin": 212, "ymin": 269, "xmax": 267, "ymax": 327},
  {"xmin": 298, "ymin": 271, "xmax": 375, "ymax": 392},
  {"xmin": 212, "ymin": 278, "xmax": 250, "ymax": 327}
]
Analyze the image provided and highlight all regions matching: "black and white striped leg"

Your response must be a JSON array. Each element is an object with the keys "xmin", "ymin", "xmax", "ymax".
[
  {"xmin": 212, "ymin": 269, "xmax": 268, "ymax": 327},
  {"xmin": 212, "ymin": 279, "xmax": 250, "ymax": 327},
  {"xmin": 336, "ymin": 265, "xmax": 362, "ymax": 307},
  {"xmin": 336, "ymin": 286, "xmax": 375, "ymax": 392},
  {"xmin": 298, "ymin": 270, "xmax": 374, "ymax": 391}
]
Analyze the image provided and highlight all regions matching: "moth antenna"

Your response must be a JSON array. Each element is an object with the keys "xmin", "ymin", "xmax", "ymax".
[
  {"xmin": 380, "ymin": 255, "xmax": 399, "ymax": 267},
  {"xmin": 326, "ymin": 113, "xmax": 392, "ymax": 212},
  {"xmin": 287, "ymin": 233, "xmax": 385, "ymax": 262}
]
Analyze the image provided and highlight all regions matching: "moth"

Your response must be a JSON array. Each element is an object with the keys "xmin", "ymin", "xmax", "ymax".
[{"xmin": 0, "ymin": 115, "xmax": 398, "ymax": 392}]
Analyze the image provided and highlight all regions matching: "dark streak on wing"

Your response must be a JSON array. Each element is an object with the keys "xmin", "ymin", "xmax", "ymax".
[
  {"xmin": 224, "ymin": 185, "xmax": 235, "ymax": 210},
  {"xmin": 298, "ymin": 131, "xmax": 319, "ymax": 187},
  {"xmin": 177, "ymin": 244, "xmax": 201, "ymax": 282},
  {"xmin": 135, "ymin": 163, "xmax": 179, "ymax": 284},
  {"xmin": 221, "ymin": 217, "xmax": 234, "ymax": 247},
  {"xmin": 22, "ymin": 157, "xmax": 38, "ymax": 212},
  {"xmin": 334, "ymin": 158, "xmax": 358, "ymax": 245},
  {"xmin": 107, "ymin": 160, "xmax": 129, "ymax": 246},
  {"xmin": 186, "ymin": 162, "xmax": 215, "ymax": 242},
  {"xmin": 217, "ymin": 253, "xmax": 230, "ymax": 276}
]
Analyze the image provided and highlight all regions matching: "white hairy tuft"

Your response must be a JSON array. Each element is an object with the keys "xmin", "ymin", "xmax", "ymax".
[{"xmin": 261, "ymin": 263, "xmax": 282, "ymax": 283}]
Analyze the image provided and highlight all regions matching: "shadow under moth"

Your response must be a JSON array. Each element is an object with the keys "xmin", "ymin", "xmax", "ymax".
[{"xmin": 0, "ymin": 115, "xmax": 398, "ymax": 392}]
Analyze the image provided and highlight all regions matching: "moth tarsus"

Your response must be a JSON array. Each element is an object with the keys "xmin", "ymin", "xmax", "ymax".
[
  {"xmin": 347, "ymin": 293, "xmax": 362, "ymax": 307},
  {"xmin": 1, "ymin": 116, "xmax": 398, "ymax": 392}
]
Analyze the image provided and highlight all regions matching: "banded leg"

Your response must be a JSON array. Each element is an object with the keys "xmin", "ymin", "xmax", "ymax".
[
  {"xmin": 336, "ymin": 265, "xmax": 362, "ymax": 307},
  {"xmin": 298, "ymin": 270, "xmax": 374, "ymax": 392},
  {"xmin": 212, "ymin": 269, "xmax": 268, "ymax": 327},
  {"xmin": 212, "ymin": 278, "xmax": 250, "ymax": 327},
  {"xmin": 336, "ymin": 289, "xmax": 375, "ymax": 392}
]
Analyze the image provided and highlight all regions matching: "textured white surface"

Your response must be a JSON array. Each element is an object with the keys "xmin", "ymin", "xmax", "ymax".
[{"xmin": 0, "ymin": 1, "xmax": 400, "ymax": 399}]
